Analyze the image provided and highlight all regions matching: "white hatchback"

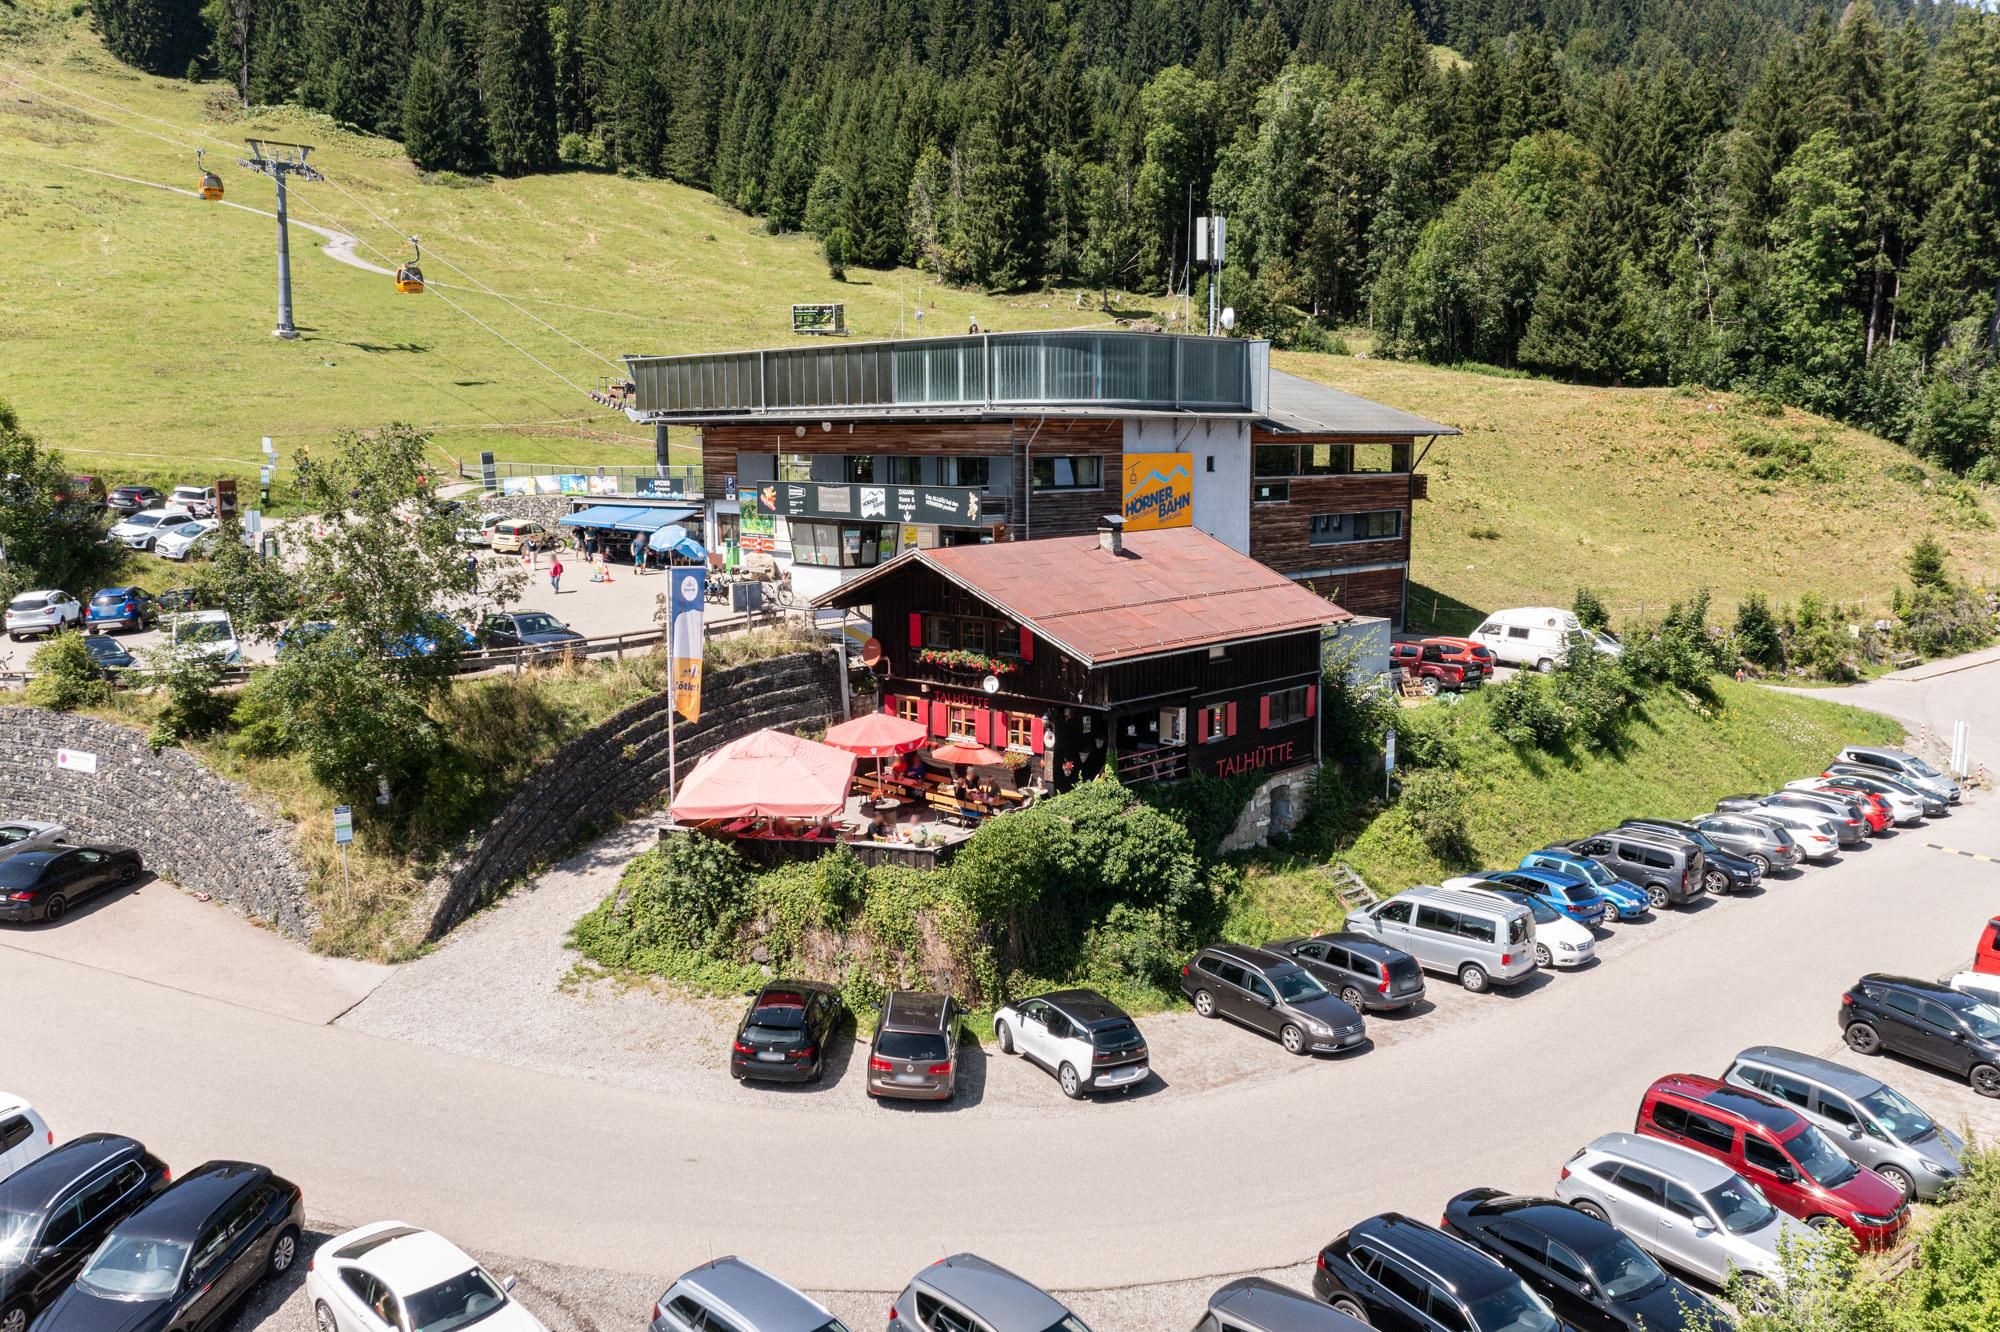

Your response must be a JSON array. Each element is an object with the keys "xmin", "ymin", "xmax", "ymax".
[
  {"xmin": 309, "ymin": 1223, "xmax": 547, "ymax": 1332},
  {"xmin": 1444, "ymin": 879, "xmax": 1597, "ymax": 969},
  {"xmin": 993, "ymin": 990, "xmax": 1150, "ymax": 1098},
  {"xmin": 154, "ymin": 519, "xmax": 218, "ymax": 561},
  {"xmin": 0, "ymin": 1093, "xmax": 53, "ymax": 1184}
]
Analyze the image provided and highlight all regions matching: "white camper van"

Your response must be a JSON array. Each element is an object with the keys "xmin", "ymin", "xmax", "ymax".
[{"xmin": 1472, "ymin": 606, "xmax": 1622, "ymax": 672}]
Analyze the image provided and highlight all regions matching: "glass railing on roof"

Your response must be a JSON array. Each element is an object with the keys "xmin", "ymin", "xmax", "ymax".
[{"xmin": 624, "ymin": 331, "xmax": 1263, "ymax": 417}]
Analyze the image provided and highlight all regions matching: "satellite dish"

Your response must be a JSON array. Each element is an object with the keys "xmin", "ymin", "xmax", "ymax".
[
  {"xmin": 860, "ymin": 637, "xmax": 884, "ymax": 667},
  {"xmin": 1220, "ymin": 307, "xmax": 1237, "ymax": 331},
  {"xmin": 981, "ymin": 675, "xmax": 1001, "ymax": 694}
]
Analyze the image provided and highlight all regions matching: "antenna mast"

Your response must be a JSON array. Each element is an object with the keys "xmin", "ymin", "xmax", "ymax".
[{"xmin": 236, "ymin": 139, "xmax": 323, "ymax": 340}]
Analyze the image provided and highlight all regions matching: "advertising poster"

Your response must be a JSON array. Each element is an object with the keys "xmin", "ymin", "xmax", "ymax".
[
  {"xmin": 738, "ymin": 499, "xmax": 776, "ymax": 554},
  {"xmin": 670, "ymin": 567, "xmax": 707, "ymax": 723},
  {"xmin": 1120, "ymin": 453, "xmax": 1194, "ymax": 531}
]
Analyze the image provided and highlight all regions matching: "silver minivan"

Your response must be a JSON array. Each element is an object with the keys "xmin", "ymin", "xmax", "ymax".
[
  {"xmin": 1346, "ymin": 886, "xmax": 1538, "ymax": 993},
  {"xmin": 1721, "ymin": 1045, "xmax": 1963, "ymax": 1202}
]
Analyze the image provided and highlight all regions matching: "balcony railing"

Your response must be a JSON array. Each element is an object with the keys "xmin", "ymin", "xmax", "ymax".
[{"xmin": 624, "ymin": 331, "xmax": 1269, "ymax": 421}]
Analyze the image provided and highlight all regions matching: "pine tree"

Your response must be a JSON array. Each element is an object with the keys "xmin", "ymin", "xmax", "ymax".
[
  {"xmin": 1499, "ymin": 32, "xmax": 1563, "ymax": 146},
  {"xmin": 401, "ymin": 0, "xmax": 486, "ymax": 173},
  {"xmin": 94, "ymin": 0, "xmax": 208, "ymax": 76},
  {"xmin": 1519, "ymin": 184, "xmax": 1634, "ymax": 382},
  {"xmin": 479, "ymin": 0, "xmax": 559, "ymax": 176}
]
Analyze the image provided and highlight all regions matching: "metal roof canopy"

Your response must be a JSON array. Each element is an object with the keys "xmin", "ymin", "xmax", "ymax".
[
  {"xmin": 559, "ymin": 504, "xmax": 698, "ymax": 532},
  {"xmin": 1262, "ymin": 369, "xmax": 1460, "ymax": 438}
]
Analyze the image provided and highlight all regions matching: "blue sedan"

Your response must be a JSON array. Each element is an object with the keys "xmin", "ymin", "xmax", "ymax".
[
  {"xmin": 1517, "ymin": 850, "xmax": 1651, "ymax": 920},
  {"xmin": 1477, "ymin": 868, "xmax": 1607, "ymax": 929}
]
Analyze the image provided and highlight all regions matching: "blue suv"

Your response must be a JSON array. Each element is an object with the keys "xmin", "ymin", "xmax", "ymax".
[
  {"xmin": 1518, "ymin": 849, "xmax": 1650, "ymax": 920},
  {"xmin": 1477, "ymin": 868, "xmax": 1607, "ymax": 929}
]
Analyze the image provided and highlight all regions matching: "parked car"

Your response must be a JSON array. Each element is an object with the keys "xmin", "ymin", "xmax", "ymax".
[
  {"xmin": 1389, "ymin": 642, "xmax": 1474, "ymax": 695},
  {"xmin": 107, "ymin": 510, "xmax": 199, "ymax": 552},
  {"xmin": 1721, "ymin": 1046, "xmax": 1962, "ymax": 1202},
  {"xmin": 169, "ymin": 610, "xmax": 240, "ymax": 666},
  {"xmin": 1198, "ymin": 1278, "xmax": 1369, "ymax": 1332},
  {"xmin": 1618, "ymin": 819, "xmax": 1762, "ymax": 894},
  {"xmin": 454, "ymin": 513, "xmax": 507, "ymax": 547},
  {"xmin": 1689, "ymin": 815, "xmax": 1800, "ymax": 876},
  {"xmin": 994, "ymin": 988, "xmax": 1150, "ymax": 1097},
  {"xmin": 1842, "ymin": 973, "xmax": 2000, "ymax": 1098},
  {"xmin": 162, "ymin": 485, "xmax": 218, "ymax": 518},
  {"xmin": 155, "ymin": 589, "xmax": 199, "ymax": 614},
  {"xmin": 0, "ymin": 822, "xmax": 67, "ymax": 865},
  {"xmin": 0, "ymin": 1134, "xmax": 173, "ymax": 1332},
  {"xmin": 1179, "ymin": 943, "xmax": 1367, "ymax": 1054},
  {"xmin": 477, "ymin": 611, "xmax": 586, "ymax": 655},
  {"xmin": 83, "ymin": 637, "xmax": 136, "ymax": 676},
  {"xmin": 1734, "ymin": 808, "xmax": 1839, "ymax": 862},
  {"xmin": 1265, "ymin": 932, "xmax": 1427, "ymax": 1012},
  {"xmin": 1420, "ymin": 635, "xmax": 1497, "ymax": 680},
  {"xmin": 312, "ymin": 1222, "xmax": 542, "ymax": 1332},
  {"xmin": 487, "ymin": 520, "xmax": 558, "ymax": 555},
  {"xmin": 275, "ymin": 622, "xmax": 337, "ymax": 660},
  {"xmin": 1440, "ymin": 1187, "xmax": 1730, "ymax": 1332},
  {"xmin": 1555, "ymin": 1132, "xmax": 1810, "ymax": 1289},
  {"xmin": 888, "ymin": 1255, "xmax": 1088, "ymax": 1332},
  {"xmin": 1516, "ymin": 851, "xmax": 1651, "ymax": 921},
  {"xmin": 1345, "ymin": 886, "xmax": 1539, "ymax": 993},
  {"xmin": 105, "ymin": 485, "xmax": 164, "ymax": 515},
  {"xmin": 384, "ymin": 615, "xmax": 477, "ymax": 660},
  {"xmin": 1634, "ymin": 1073, "xmax": 1908, "ymax": 1249},
  {"xmin": 1442, "ymin": 881, "xmax": 1596, "ymax": 970},
  {"xmin": 1311, "ymin": 1213, "xmax": 1560, "ymax": 1332},
  {"xmin": 1471, "ymin": 607, "xmax": 1621, "ymax": 672},
  {"xmin": 0, "ymin": 845, "xmax": 144, "ymax": 925},
  {"xmin": 648, "ymin": 1255, "xmax": 842, "ymax": 1332},
  {"xmin": 1822, "ymin": 765, "xmax": 1947, "ymax": 817},
  {"xmin": 865, "ymin": 991, "xmax": 960, "ymax": 1101},
  {"xmin": 5, "ymin": 591, "xmax": 81, "ymax": 641},
  {"xmin": 1759, "ymin": 791, "xmax": 1872, "ymax": 842},
  {"xmin": 1560, "ymin": 830, "xmax": 1704, "ymax": 910},
  {"xmin": 1808, "ymin": 773, "xmax": 1927, "ymax": 823},
  {"xmin": 1788, "ymin": 784, "xmax": 1894, "ymax": 832},
  {"xmin": 1835, "ymin": 745, "xmax": 1959, "ymax": 805},
  {"xmin": 85, "ymin": 586, "xmax": 157, "ymax": 634},
  {"xmin": 1473, "ymin": 867, "xmax": 1608, "ymax": 928},
  {"xmin": 153, "ymin": 520, "xmax": 218, "ymax": 562},
  {"xmin": 38, "ymin": 1160, "xmax": 303, "ymax": 1332},
  {"xmin": 59, "ymin": 476, "xmax": 106, "ymax": 507},
  {"xmin": 0, "ymin": 1096, "xmax": 52, "ymax": 1185},
  {"xmin": 730, "ymin": 980, "xmax": 841, "ymax": 1085}
]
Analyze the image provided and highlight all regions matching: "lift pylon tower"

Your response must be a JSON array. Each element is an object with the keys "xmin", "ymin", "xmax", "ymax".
[{"xmin": 236, "ymin": 140, "xmax": 323, "ymax": 340}]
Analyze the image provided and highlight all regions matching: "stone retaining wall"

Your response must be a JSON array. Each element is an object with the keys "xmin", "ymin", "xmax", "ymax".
[
  {"xmin": 0, "ymin": 709, "xmax": 315, "ymax": 938},
  {"xmin": 422, "ymin": 649, "xmax": 847, "ymax": 938},
  {"xmin": 1216, "ymin": 766, "xmax": 1314, "ymax": 854}
]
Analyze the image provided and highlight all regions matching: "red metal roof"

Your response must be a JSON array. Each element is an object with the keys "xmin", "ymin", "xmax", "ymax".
[{"xmin": 827, "ymin": 529, "xmax": 1350, "ymax": 665}]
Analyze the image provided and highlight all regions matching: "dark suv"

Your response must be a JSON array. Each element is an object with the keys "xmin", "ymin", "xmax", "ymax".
[
  {"xmin": 1618, "ymin": 819, "xmax": 1761, "ymax": 894},
  {"xmin": 866, "ymin": 991, "xmax": 960, "ymax": 1102},
  {"xmin": 0, "ymin": 1134, "xmax": 173, "ymax": 1332},
  {"xmin": 105, "ymin": 485, "xmax": 163, "ymax": 516},
  {"xmin": 1562, "ymin": 831, "xmax": 1704, "ymax": 910},
  {"xmin": 730, "ymin": 980, "xmax": 841, "ymax": 1084},
  {"xmin": 1312, "ymin": 1213, "xmax": 1560, "ymax": 1332},
  {"xmin": 1181, "ymin": 943, "xmax": 1367, "ymax": 1055},
  {"xmin": 1842, "ymin": 973, "xmax": 2000, "ymax": 1098},
  {"xmin": 1267, "ymin": 932, "xmax": 1426, "ymax": 1012},
  {"xmin": 1691, "ymin": 814, "xmax": 1800, "ymax": 875},
  {"xmin": 1440, "ymin": 1187, "xmax": 1727, "ymax": 1332}
]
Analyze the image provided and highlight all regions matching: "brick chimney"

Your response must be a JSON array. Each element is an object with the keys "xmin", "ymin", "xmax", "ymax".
[{"xmin": 1097, "ymin": 513, "xmax": 1125, "ymax": 554}]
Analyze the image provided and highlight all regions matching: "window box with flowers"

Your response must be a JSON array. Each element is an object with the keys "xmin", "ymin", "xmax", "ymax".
[{"xmin": 916, "ymin": 648, "xmax": 1018, "ymax": 676}]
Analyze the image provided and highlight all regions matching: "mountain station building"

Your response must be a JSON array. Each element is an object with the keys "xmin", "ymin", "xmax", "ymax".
[{"xmin": 620, "ymin": 330, "xmax": 1457, "ymax": 625}]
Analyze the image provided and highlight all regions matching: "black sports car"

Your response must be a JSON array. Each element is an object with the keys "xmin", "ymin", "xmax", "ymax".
[{"xmin": 0, "ymin": 846, "xmax": 144, "ymax": 925}]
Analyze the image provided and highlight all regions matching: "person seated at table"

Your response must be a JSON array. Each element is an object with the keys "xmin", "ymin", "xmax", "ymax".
[
  {"xmin": 769, "ymin": 816, "xmax": 799, "ymax": 838},
  {"xmin": 894, "ymin": 751, "xmax": 924, "ymax": 781},
  {"xmin": 813, "ymin": 814, "xmax": 838, "ymax": 839}
]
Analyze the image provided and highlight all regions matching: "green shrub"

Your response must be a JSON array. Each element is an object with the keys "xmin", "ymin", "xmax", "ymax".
[
  {"xmin": 1287, "ymin": 320, "xmax": 1349, "ymax": 355},
  {"xmin": 144, "ymin": 647, "xmax": 233, "ymax": 748},
  {"xmin": 1488, "ymin": 673, "xmax": 1571, "ymax": 748},
  {"xmin": 1318, "ymin": 638, "xmax": 1395, "ymax": 768},
  {"xmin": 1571, "ymin": 586, "xmax": 1610, "ymax": 632},
  {"xmin": 26, "ymin": 631, "xmax": 109, "ymax": 711},
  {"xmin": 1397, "ymin": 768, "xmax": 1474, "ymax": 862},
  {"xmin": 1139, "ymin": 771, "xmax": 1265, "ymax": 860},
  {"xmin": 1733, "ymin": 592, "xmax": 1785, "ymax": 669},
  {"xmin": 1391, "ymin": 702, "xmax": 1464, "ymax": 769},
  {"xmin": 1888, "ymin": 1140, "xmax": 2000, "ymax": 1330},
  {"xmin": 1078, "ymin": 903, "xmax": 1187, "ymax": 994},
  {"xmin": 588, "ymin": 834, "xmax": 750, "ymax": 960}
]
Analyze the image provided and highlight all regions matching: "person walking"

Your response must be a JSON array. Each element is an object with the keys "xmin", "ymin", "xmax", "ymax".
[
  {"xmin": 549, "ymin": 554, "xmax": 564, "ymax": 593},
  {"xmin": 631, "ymin": 530, "xmax": 648, "ymax": 575}
]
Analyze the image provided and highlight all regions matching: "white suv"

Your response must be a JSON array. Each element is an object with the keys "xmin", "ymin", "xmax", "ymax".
[
  {"xmin": 170, "ymin": 609, "xmax": 241, "ymax": 665},
  {"xmin": 993, "ymin": 989, "xmax": 1150, "ymax": 1098},
  {"xmin": 4, "ymin": 590, "xmax": 81, "ymax": 640},
  {"xmin": 0, "ymin": 1093, "xmax": 52, "ymax": 1184},
  {"xmin": 164, "ymin": 485, "xmax": 218, "ymax": 517}
]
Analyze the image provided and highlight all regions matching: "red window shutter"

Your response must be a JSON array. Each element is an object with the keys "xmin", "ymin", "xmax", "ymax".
[
  {"xmin": 1305, "ymin": 685, "xmax": 1317, "ymax": 718},
  {"xmin": 1198, "ymin": 709, "xmax": 1210, "ymax": 744},
  {"xmin": 1029, "ymin": 716, "xmax": 1046, "ymax": 754},
  {"xmin": 882, "ymin": 694, "xmax": 895, "ymax": 715},
  {"xmin": 912, "ymin": 698, "xmax": 929, "ymax": 730},
  {"xmin": 1259, "ymin": 695, "xmax": 1272, "ymax": 729},
  {"xmin": 932, "ymin": 702, "xmax": 951, "ymax": 738},
  {"xmin": 908, "ymin": 613, "xmax": 923, "ymax": 648},
  {"xmin": 1226, "ymin": 702, "xmax": 1238, "ymax": 737},
  {"xmin": 1019, "ymin": 628, "xmax": 1034, "ymax": 662},
  {"xmin": 973, "ymin": 710, "xmax": 990, "ymax": 745},
  {"xmin": 990, "ymin": 709, "xmax": 1007, "ymax": 746}
]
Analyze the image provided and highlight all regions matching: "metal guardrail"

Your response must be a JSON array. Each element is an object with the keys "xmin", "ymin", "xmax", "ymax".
[{"xmin": 456, "ymin": 460, "xmax": 702, "ymax": 488}]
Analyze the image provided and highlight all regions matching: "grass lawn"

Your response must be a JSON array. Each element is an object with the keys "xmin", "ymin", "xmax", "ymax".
[
  {"xmin": 1224, "ymin": 680, "xmax": 1906, "ymax": 944},
  {"xmin": 0, "ymin": 8, "xmax": 1158, "ymax": 482},
  {"xmin": 1274, "ymin": 352, "xmax": 2000, "ymax": 625}
]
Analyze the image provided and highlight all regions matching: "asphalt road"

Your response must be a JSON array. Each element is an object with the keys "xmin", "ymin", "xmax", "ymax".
[{"xmin": 7, "ymin": 654, "xmax": 2000, "ymax": 1328}]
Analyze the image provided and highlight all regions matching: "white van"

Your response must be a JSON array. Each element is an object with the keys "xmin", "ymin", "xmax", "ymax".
[
  {"xmin": 1472, "ymin": 606, "xmax": 1622, "ymax": 672},
  {"xmin": 0, "ymin": 1094, "xmax": 52, "ymax": 1183}
]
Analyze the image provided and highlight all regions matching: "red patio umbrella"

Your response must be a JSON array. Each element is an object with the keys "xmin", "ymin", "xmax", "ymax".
[
  {"xmin": 669, "ymin": 728, "xmax": 858, "ymax": 823},
  {"xmin": 930, "ymin": 741, "xmax": 1008, "ymax": 767},
  {"xmin": 822, "ymin": 712, "xmax": 929, "ymax": 758}
]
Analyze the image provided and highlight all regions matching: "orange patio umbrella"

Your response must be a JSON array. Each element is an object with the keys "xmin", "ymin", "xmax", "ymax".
[
  {"xmin": 669, "ymin": 728, "xmax": 858, "ymax": 822},
  {"xmin": 823, "ymin": 712, "xmax": 930, "ymax": 758}
]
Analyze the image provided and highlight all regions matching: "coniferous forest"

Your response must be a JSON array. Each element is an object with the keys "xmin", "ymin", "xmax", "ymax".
[{"xmin": 96, "ymin": 0, "xmax": 2000, "ymax": 476}]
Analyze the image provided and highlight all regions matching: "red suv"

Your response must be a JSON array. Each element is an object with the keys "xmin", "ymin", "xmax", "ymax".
[
  {"xmin": 1390, "ymin": 642, "xmax": 1476, "ymax": 695},
  {"xmin": 1420, "ymin": 636, "xmax": 1495, "ymax": 683},
  {"xmin": 1807, "ymin": 785, "xmax": 1892, "ymax": 833},
  {"xmin": 1636, "ymin": 1073, "xmax": 1907, "ymax": 1249}
]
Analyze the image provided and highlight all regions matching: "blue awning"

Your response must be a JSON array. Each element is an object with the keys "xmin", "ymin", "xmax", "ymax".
[
  {"xmin": 611, "ymin": 506, "xmax": 699, "ymax": 534},
  {"xmin": 559, "ymin": 505, "xmax": 648, "ymax": 528}
]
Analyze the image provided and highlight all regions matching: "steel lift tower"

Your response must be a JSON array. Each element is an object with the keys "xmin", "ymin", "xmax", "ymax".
[{"xmin": 237, "ymin": 140, "xmax": 322, "ymax": 340}]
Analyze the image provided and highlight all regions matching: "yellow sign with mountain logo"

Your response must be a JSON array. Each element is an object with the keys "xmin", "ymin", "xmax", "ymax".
[{"xmin": 1120, "ymin": 453, "xmax": 1194, "ymax": 532}]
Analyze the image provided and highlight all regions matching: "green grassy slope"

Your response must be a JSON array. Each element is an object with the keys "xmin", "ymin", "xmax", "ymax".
[{"xmin": 1230, "ymin": 681, "xmax": 1906, "ymax": 941}]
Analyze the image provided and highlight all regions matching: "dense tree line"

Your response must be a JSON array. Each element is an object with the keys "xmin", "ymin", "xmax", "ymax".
[{"xmin": 93, "ymin": 0, "xmax": 2000, "ymax": 473}]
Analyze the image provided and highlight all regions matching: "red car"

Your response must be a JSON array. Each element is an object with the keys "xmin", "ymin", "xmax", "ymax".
[
  {"xmin": 1636, "ymin": 1073, "xmax": 1907, "ymax": 1250},
  {"xmin": 1390, "ymin": 642, "xmax": 1477, "ymax": 695},
  {"xmin": 1420, "ymin": 636, "xmax": 1495, "ymax": 683},
  {"xmin": 1806, "ymin": 785, "xmax": 1892, "ymax": 834},
  {"xmin": 1976, "ymin": 917, "xmax": 2000, "ymax": 977}
]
